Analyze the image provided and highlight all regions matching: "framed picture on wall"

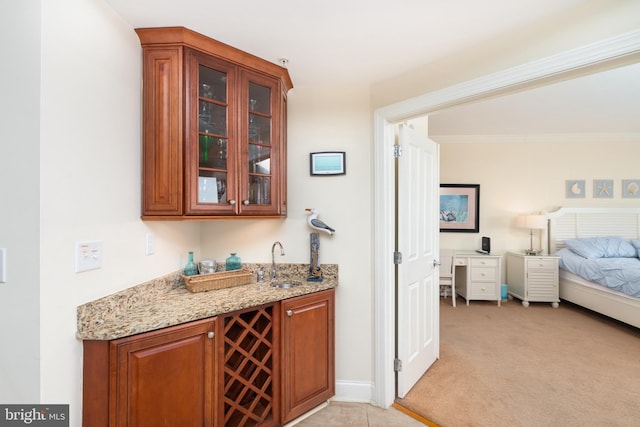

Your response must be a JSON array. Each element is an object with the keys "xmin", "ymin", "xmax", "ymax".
[
  {"xmin": 310, "ymin": 151, "xmax": 346, "ymax": 176},
  {"xmin": 440, "ymin": 184, "xmax": 480, "ymax": 233},
  {"xmin": 593, "ymin": 179, "xmax": 613, "ymax": 198},
  {"xmin": 622, "ymin": 179, "xmax": 640, "ymax": 198},
  {"xmin": 566, "ymin": 180, "xmax": 585, "ymax": 198}
]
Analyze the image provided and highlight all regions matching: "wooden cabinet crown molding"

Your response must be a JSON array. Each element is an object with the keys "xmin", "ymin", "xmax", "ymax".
[{"xmin": 135, "ymin": 26, "xmax": 293, "ymax": 92}]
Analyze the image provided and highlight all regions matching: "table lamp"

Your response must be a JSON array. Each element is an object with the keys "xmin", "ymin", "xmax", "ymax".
[{"xmin": 517, "ymin": 214, "xmax": 546, "ymax": 255}]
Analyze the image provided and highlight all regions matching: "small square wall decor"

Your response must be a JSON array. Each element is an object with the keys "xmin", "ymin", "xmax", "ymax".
[
  {"xmin": 566, "ymin": 180, "xmax": 585, "ymax": 198},
  {"xmin": 593, "ymin": 180, "xmax": 613, "ymax": 198},
  {"xmin": 622, "ymin": 179, "xmax": 640, "ymax": 198}
]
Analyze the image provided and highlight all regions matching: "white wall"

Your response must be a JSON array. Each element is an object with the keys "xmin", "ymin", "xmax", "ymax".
[
  {"xmin": 200, "ymin": 85, "xmax": 374, "ymax": 396},
  {"xmin": 31, "ymin": 0, "xmax": 373, "ymax": 422},
  {"xmin": 0, "ymin": 0, "xmax": 41, "ymax": 403},
  {"xmin": 438, "ymin": 139, "xmax": 640, "ymax": 273},
  {"xmin": 38, "ymin": 0, "xmax": 202, "ymax": 421}
]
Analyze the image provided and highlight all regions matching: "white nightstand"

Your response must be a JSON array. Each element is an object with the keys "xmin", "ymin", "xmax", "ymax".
[
  {"xmin": 506, "ymin": 252, "xmax": 560, "ymax": 308},
  {"xmin": 454, "ymin": 251, "xmax": 502, "ymax": 306}
]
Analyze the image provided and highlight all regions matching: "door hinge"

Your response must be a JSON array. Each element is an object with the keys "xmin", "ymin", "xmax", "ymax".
[
  {"xmin": 393, "ymin": 145, "xmax": 402, "ymax": 158},
  {"xmin": 394, "ymin": 358, "xmax": 402, "ymax": 372},
  {"xmin": 393, "ymin": 251, "xmax": 402, "ymax": 264}
]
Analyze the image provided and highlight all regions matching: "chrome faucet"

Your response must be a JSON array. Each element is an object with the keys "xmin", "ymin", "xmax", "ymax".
[{"xmin": 271, "ymin": 241, "xmax": 285, "ymax": 279}]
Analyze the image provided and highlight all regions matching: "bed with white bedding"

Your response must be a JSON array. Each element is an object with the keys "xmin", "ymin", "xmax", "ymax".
[{"xmin": 547, "ymin": 207, "xmax": 640, "ymax": 329}]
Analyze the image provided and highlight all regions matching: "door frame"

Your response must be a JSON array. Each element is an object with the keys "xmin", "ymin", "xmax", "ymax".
[{"xmin": 372, "ymin": 29, "xmax": 640, "ymax": 408}]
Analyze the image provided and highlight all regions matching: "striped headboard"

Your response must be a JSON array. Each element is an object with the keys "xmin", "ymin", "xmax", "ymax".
[{"xmin": 546, "ymin": 207, "xmax": 640, "ymax": 254}]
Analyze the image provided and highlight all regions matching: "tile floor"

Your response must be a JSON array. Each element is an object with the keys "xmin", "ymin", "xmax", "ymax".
[{"xmin": 291, "ymin": 401, "xmax": 428, "ymax": 427}]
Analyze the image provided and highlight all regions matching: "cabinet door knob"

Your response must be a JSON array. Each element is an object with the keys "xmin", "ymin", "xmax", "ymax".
[
  {"xmin": 207, "ymin": 331, "xmax": 214, "ymax": 339},
  {"xmin": 229, "ymin": 199, "xmax": 236, "ymax": 205},
  {"xmin": 286, "ymin": 310, "xmax": 293, "ymax": 317},
  {"xmin": 243, "ymin": 199, "xmax": 250, "ymax": 205}
]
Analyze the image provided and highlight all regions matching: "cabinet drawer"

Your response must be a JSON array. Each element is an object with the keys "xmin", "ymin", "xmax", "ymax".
[
  {"xmin": 471, "ymin": 282, "xmax": 497, "ymax": 298},
  {"xmin": 526, "ymin": 259, "xmax": 557, "ymax": 270},
  {"xmin": 471, "ymin": 257, "xmax": 498, "ymax": 267},
  {"xmin": 471, "ymin": 267, "xmax": 496, "ymax": 282},
  {"xmin": 454, "ymin": 258, "xmax": 467, "ymax": 266}
]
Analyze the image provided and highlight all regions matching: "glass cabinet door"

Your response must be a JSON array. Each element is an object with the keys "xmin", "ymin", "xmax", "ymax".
[
  {"xmin": 247, "ymin": 82, "xmax": 272, "ymax": 205},
  {"xmin": 240, "ymin": 71, "xmax": 281, "ymax": 214},
  {"xmin": 198, "ymin": 65, "xmax": 228, "ymax": 204},
  {"xmin": 186, "ymin": 51, "xmax": 237, "ymax": 214}
]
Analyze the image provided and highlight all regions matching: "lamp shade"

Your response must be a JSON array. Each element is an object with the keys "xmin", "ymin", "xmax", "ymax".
[{"xmin": 517, "ymin": 214, "xmax": 547, "ymax": 230}]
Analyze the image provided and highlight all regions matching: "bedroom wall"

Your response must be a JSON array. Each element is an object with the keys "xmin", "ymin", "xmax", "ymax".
[{"xmin": 438, "ymin": 139, "xmax": 640, "ymax": 270}]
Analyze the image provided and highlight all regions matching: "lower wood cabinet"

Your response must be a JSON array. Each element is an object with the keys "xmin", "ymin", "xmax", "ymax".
[
  {"xmin": 220, "ymin": 304, "xmax": 279, "ymax": 427},
  {"xmin": 82, "ymin": 290, "xmax": 335, "ymax": 427},
  {"xmin": 281, "ymin": 289, "xmax": 335, "ymax": 423},
  {"xmin": 83, "ymin": 317, "xmax": 217, "ymax": 427}
]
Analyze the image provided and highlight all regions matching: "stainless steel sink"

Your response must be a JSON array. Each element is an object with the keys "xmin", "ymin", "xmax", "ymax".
[{"xmin": 271, "ymin": 281, "xmax": 302, "ymax": 289}]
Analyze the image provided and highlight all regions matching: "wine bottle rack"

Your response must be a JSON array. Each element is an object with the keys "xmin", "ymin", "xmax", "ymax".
[{"xmin": 222, "ymin": 305, "xmax": 275, "ymax": 426}]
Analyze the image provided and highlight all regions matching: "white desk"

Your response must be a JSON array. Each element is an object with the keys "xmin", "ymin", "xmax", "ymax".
[{"xmin": 454, "ymin": 251, "xmax": 502, "ymax": 306}]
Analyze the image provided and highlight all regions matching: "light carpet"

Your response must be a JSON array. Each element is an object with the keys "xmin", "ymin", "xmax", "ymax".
[{"xmin": 397, "ymin": 298, "xmax": 640, "ymax": 427}]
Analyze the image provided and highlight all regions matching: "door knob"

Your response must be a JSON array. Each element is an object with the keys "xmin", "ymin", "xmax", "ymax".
[{"xmin": 433, "ymin": 259, "xmax": 441, "ymax": 266}]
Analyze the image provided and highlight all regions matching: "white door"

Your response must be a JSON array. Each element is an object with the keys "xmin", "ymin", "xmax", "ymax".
[{"xmin": 396, "ymin": 124, "xmax": 439, "ymax": 398}]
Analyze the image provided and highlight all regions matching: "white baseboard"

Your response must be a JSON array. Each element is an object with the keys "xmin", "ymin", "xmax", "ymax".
[{"xmin": 333, "ymin": 380, "xmax": 374, "ymax": 404}]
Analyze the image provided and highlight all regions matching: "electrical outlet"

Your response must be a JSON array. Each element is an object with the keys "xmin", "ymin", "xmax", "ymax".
[
  {"xmin": 145, "ymin": 233, "xmax": 155, "ymax": 255},
  {"xmin": 0, "ymin": 248, "xmax": 6, "ymax": 283},
  {"xmin": 75, "ymin": 241, "xmax": 102, "ymax": 273}
]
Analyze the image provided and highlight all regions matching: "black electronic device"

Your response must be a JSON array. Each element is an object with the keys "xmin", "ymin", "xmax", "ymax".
[{"xmin": 476, "ymin": 236, "xmax": 491, "ymax": 254}]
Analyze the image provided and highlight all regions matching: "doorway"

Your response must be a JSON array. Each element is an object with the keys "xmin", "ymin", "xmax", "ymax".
[{"xmin": 371, "ymin": 32, "xmax": 640, "ymax": 408}]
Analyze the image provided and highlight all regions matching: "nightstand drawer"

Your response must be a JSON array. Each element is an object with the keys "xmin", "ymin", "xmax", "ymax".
[
  {"xmin": 471, "ymin": 267, "xmax": 496, "ymax": 282},
  {"xmin": 526, "ymin": 259, "xmax": 557, "ymax": 270},
  {"xmin": 471, "ymin": 258, "xmax": 498, "ymax": 268}
]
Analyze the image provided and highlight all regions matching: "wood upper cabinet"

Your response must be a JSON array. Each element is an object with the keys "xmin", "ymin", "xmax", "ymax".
[
  {"xmin": 280, "ymin": 289, "xmax": 335, "ymax": 423},
  {"xmin": 136, "ymin": 27, "xmax": 293, "ymax": 219}
]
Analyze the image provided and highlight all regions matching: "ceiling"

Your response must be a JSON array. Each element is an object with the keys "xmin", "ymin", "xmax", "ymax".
[
  {"xmin": 428, "ymin": 62, "xmax": 640, "ymax": 139},
  {"xmin": 105, "ymin": 0, "xmax": 638, "ymax": 136},
  {"xmin": 106, "ymin": 0, "xmax": 590, "ymax": 86}
]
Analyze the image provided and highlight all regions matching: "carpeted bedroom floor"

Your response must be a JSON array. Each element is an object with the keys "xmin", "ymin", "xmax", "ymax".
[{"xmin": 396, "ymin": 297, "xmax": 640, "ymax": 427}]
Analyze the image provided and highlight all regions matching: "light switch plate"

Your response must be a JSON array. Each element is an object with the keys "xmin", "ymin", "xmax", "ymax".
[
  {"xmin": 145, "ymin": 233, "xmax": 155, "ymax": 255},
  {"xmin": 0, "ymin": 248, "xmax": 6, "ymax": 282},
  {"xmin": 75, "ymin": 241, "xmax": 102, "ymax": 273}
]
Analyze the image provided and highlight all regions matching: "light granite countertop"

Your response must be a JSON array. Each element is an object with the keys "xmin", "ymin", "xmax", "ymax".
[{"xmin": 77, "ymin": 263, "xmax": 338, "ymax": 341}]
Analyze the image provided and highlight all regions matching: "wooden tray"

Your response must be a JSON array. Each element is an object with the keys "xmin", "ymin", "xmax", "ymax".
[{"xmin": 183, "ymin": 269, "xmax": 253, "ymax": 293}]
